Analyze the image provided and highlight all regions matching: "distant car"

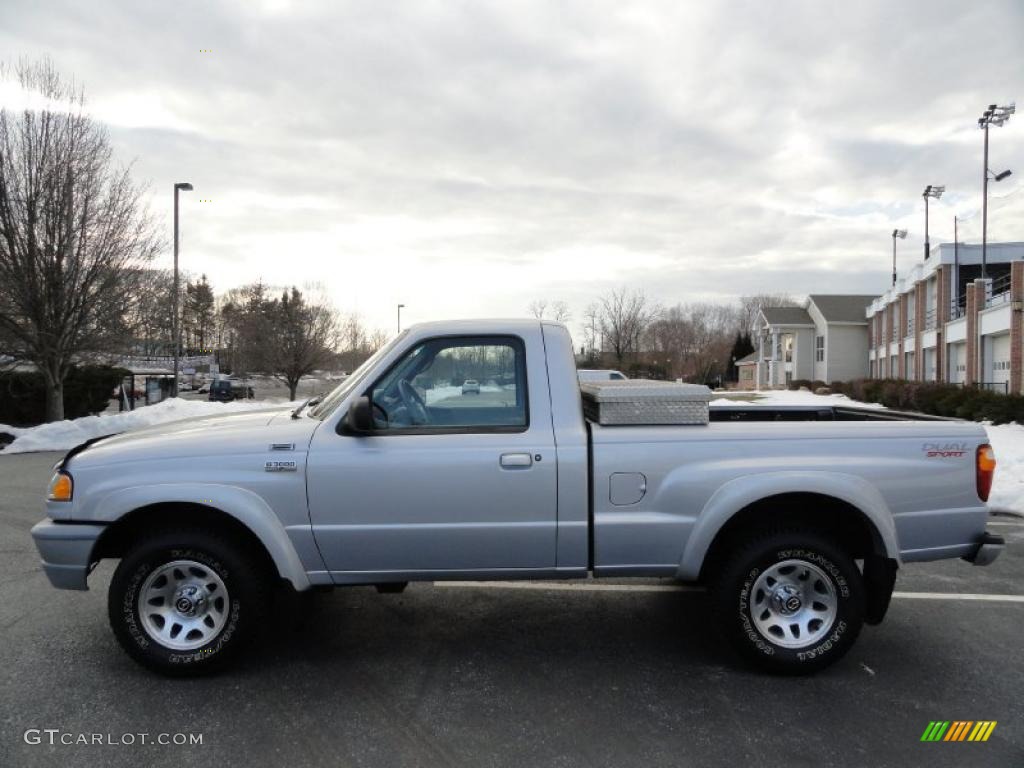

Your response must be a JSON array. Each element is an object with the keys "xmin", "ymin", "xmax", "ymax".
[
  {"xmin": 208, "ymin": 379, "xmax": 254, "ymax": 402},
  {"xmin": 461, "ymin": 379, "xmax": 480, "ymax": 395},
  {"xmin": 577, "ymin": 369, "xmax": 627, "ymax": 382}
]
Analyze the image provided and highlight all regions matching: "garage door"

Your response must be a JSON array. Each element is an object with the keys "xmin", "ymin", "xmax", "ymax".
[{"xmin": 990, "ymin": 334, "xmax": 1010, "ymax": 386}]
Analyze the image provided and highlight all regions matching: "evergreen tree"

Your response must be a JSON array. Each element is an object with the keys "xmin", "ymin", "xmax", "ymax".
[{"xmin": 727, "ymin": 332, "xmax": 755, "ymax": 381}]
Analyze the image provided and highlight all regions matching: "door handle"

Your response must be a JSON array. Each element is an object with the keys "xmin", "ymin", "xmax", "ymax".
[{"xmin": 499, "ymin": 452, "xmax": 533, "ymax": 469}]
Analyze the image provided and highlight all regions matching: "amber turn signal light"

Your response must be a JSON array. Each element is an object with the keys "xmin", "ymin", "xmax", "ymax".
[
  {"xmin": 976, "ymin": 444, "xmax": 996, "ymax": 502},
  {"xmin": 47, "ymin": 471, "xmax": 73, "ymax": 502}
]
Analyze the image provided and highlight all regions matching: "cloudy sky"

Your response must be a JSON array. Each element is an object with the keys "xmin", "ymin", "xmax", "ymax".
[{"xmin": 1, "ymin": 0, "xmax": 1022, "ymax": 337}]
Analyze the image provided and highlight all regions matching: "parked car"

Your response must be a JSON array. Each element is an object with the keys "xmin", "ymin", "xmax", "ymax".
[
  {"xmin": 461, "ymin": 378, "xmax": 480, "ymax": 394},
  {"xmin": 208, "ymin": 378, "xmax": 254, "ymax": 402},
  {"xmin": 31, "ymin": 319, "xmax": 1002, "ymax": 676},
  {"xmin": 578, "ymin": 369, "xmax": 627, "ymax": 382}
]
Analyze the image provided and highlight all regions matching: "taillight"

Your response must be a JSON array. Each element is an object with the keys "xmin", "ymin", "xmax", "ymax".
[{"xmin": 976, "ymin": 444, "xmax": 996, "ymax": 502}]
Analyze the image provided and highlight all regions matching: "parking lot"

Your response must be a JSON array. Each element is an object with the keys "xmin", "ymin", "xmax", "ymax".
[{"xmin": 1, "ymin": 450, "xmax": 1022, "ymax": 768}]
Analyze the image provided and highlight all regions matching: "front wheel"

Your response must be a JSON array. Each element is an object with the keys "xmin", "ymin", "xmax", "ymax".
[
  {"xmin": 108, "ymin": 529, "xmax": 269, "ymax": 676},
  {"xmin": 710, "ymin": 530, "xmax": 865, "ymax": 674}
]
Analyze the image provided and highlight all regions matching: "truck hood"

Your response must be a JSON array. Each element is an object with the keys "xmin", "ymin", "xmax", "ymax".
[{"xmin": 66, "ymin": 407, "xmax": 322, "ymax": 467}]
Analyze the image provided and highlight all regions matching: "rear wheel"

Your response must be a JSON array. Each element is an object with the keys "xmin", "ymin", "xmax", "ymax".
[
  {"xmin": 710, "ymin": 530, "xmax": 865, "ymax": 674},
  {"xmin": 108, "ymin": 529, "xmax": 270, "ymax": 676}
]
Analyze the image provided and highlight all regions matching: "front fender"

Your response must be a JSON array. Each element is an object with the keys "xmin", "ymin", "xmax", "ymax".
[
  {"xmin": 95, "ymin": 483, "xmax": 315, "ymax": 591},
  {"xmin": 677, "ymin": 471, "xmax": 901, "ymax": 581}
]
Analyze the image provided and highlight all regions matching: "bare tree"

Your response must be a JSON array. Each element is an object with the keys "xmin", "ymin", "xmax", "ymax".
[
  {"xmin": 597, "ymin": 288, "xmax": 658, "ymax": 366},
  {"xmin": 738, "ymin": 292, "xmax": 798, "ymax": 335},
  {"xmin": 120, "ymin": 268, "xmax": 165, "ymax": 356},
  {"xmin": 550, "ymin": 300, "xmax": 571, "ymax": 323},
  {"xmin": 367, "ymin": 328, "xmax": 389, "ymax": 350},
  {"xmin": 0, "ymin": 59, "xmax": 160, "ymax": 420},
  {"xmin": 262, "ymin": 287, "xmax": 340, "ymax": 400},
  {"xmin": 681, "ymin": 303, "xmax": 737, "ymax": 384},
  {"xmin": 528, "ymin": 299, "xmax": 572, "ymax": 323},
  {"xmin": 646, "ymin": 303, "xmax": 738, "ymax": 383},
  {"xmin": 580, "ymin": 302, "xmax": 601, "ymax": 361}
]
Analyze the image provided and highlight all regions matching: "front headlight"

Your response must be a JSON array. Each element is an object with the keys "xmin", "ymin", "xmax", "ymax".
[{"xmin": 47, "ymin": 471, "xmax": 73, "ymax": 502}]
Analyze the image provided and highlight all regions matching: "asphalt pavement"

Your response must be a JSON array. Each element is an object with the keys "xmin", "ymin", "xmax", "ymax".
[{"xmin": 1, "ymin": 450, "xmax": 1022, "ymax": 768}]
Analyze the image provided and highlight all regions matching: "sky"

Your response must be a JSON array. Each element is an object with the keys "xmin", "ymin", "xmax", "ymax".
[{"xmin": 1, "ymin": 0, "xmax": 1023, "ymax": 339}]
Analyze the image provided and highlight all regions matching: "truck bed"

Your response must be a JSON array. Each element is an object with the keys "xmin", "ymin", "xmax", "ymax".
[{"xmin": 707, "ymin": 404, "xmax": 952, "ymax": 422}]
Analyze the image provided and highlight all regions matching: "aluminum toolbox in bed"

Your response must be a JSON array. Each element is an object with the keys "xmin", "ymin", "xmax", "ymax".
[{"xmin": 579, "ymin": 380, "xmax": 711, "ymax": 425}]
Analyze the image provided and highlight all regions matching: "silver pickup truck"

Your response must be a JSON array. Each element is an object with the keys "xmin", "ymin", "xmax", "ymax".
[{"xmin": 31, "ymin": 319, "xmax": 1003, "ymax": 676}]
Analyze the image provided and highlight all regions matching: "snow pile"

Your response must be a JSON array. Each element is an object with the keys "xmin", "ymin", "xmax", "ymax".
[
  {"xmin": 710, "ymin": 389, "xmax": 885, "ymax": 409},
  {"xmin": 986, "ymin": 423, "xmax": 1024, "ymax": 513},
  {"xmin": 0, "ymin": 397, "xmax": 296, "ymax": 455}
]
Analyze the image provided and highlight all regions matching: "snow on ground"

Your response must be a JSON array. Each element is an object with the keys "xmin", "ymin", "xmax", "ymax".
[
  {"xmin": 985, "ymin": 423, "xmax": 1024, "ymax": 513},
  {"xmin": 710, "ymin": 389, "xmax": 885, "ymax": 409},
  {"xmin": 0, "ymin": 397, "xmax": 296, "ymax": 455},
  {"xmin": 1, "ymin": 386, "xmax": 1022, "ymax": 515}
]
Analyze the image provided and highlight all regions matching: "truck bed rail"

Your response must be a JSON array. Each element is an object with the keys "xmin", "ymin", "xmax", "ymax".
[{"xmin": 707, "ymin": 405, "xmax": 954, "ymax": 422}]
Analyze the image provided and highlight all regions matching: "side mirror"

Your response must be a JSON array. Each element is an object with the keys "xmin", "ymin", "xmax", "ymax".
[{"xmin": 344, "ymin": 396, "xmax": 375, "ymax": 434}]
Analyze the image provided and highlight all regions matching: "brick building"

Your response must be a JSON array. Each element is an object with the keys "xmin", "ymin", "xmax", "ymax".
[{"xmin": 866, "ymin": 242, "xmax": 1024, "ymax": 393}]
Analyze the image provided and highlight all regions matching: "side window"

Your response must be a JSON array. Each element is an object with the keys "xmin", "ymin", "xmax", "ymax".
[{"xmin": 368, "ymin": 336, "xmax": 528, "ymax": 431}]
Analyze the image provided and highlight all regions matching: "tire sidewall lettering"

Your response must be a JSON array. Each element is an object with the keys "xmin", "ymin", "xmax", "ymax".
[
  {"xmin": 124, "ymin": 547, "xmax": 238, "ymax": 663},
  {"xmin": 741, "ymin": 548, "xmax": 852, "ymax": 662}
]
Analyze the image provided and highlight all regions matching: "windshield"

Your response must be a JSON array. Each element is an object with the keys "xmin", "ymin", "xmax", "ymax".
[{"xmin": 307, "ymin": 331, "xmax": 409, "ymax": 420}]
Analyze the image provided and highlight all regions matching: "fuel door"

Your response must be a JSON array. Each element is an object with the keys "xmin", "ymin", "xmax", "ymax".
[{"xmin": 609, "ymin": 472, "xmax": 647, "ymax": 506}]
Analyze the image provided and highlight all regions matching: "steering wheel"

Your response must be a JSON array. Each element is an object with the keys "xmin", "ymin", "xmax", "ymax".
[{"xmin": 398, "ymin": 379, "xmax": 430, "ymax": 425}]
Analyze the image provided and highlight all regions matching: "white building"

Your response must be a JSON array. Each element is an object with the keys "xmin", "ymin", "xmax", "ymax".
[{"xmin": 755, "ymin": 295, "xmax": 875, "ymax": 388}]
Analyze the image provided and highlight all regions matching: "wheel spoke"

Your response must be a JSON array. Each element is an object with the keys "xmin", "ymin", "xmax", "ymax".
[
  {"xmin": 138, "ymin": 559, "xmax": 230, "ymax": 651},
  {"xmin": 749, "ymin": 558, "xmax": 837, "ymax": 650}
]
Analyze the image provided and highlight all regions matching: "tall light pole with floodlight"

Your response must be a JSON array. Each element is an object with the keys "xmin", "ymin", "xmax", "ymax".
[
  {"xmin": 891, "ymin": 229, "xmax": 907, "ymax": 287},
  {"xmin": 922, "ymin": 184, "xmax": 944, "ymax": 260},
  {"xmin": 172, "ymin": 182, "xmax": 193, "ymax": 398},
  {"xmin": 978, "ymin": 102, "xmax": 1015, "ymax": 277}
]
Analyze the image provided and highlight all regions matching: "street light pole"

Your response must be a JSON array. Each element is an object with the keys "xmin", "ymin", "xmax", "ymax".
[
  {"xmin": 891, "ymin": 229, "xmax": 907, "ymax": 287},
  {"xmin": 978, "ymin": 102, "xmax": 1015, "ymax": 279},
  {"xmin": 172, "ymin": 182, "xmax": 193, "ymax": 398},
  {"xmin": 982, "ymin": 117, "xmax": 990, "ymax": 278},
  {"xmin": 954, "ymin": 215, "xmax": 959, "ymax": 314},
  {"xmin": 397, "ymin": 303, "xmax": 405, "ymax": 334},
  {"xmin": 922, "ymin": 185, "xmax": 944, "ymax": 260}
]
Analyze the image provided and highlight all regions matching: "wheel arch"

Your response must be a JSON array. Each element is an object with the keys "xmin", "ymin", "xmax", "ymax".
[
  {"xmin": 695, "ymin": 492, "xmax": 888, "ymax": 582},
  {"xmin": 680, "ymin": 471, "xmax": 901, "ymax": 584},
  {"xmin": 92, "ymin": 493, "xmax": 313, "ymax": 591}
]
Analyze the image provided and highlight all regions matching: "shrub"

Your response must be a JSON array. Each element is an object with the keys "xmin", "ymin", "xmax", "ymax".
[
  {"xmin": 0, "ymin": 365, "xmax": 128, "ymax": 427},
  {"xmin": 832, "ymin": 379, "xmax": 1024, "ymax": 425}
]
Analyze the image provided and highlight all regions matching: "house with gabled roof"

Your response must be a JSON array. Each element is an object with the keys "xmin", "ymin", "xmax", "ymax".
[{"xmin": 754, "ymin": 295, "xmax": 875, "ymax": 389}]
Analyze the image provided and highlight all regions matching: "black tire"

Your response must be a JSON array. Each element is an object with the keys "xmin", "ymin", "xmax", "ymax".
[
  {"xmin": 710, "ymin": 530, "xmax": 865, "ymax": 675},
  {"xmin": 108, "ymin": 528, "xmax": 270, "ymax": 676}
]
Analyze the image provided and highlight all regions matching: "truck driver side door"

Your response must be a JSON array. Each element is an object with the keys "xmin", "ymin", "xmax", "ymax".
[{"xmin": 306, "ymin": 332, "xmax": 558, "ymax": 579}]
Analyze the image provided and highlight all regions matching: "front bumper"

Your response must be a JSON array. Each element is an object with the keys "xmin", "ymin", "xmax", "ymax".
[
  {"xmin": 30, "ymin": 519, "xmax": 106, "ymax": 590},
  {"xmin": 962, "ymin": 532, "xmax": 1005, "ymax": 567}
]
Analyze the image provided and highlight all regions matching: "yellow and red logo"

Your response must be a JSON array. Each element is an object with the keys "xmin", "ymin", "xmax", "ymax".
[{"xmin": 921, "ymin": 721, "xmax": 997, "ymax": 742}]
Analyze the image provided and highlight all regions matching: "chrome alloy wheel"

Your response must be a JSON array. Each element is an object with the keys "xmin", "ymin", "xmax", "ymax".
[
  {"xmin": 749, "ymin": 559, "xmax": 837, "ymax": 649},
  {"xmin": 138, "ymin": 560, "xmax": 230, "ymax": 651}
]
